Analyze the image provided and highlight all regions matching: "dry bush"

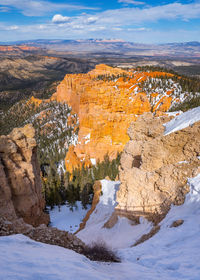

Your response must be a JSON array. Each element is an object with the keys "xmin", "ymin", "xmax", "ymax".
[{"xmin": 83, "ymin": 241, "xmax": 120, "ymax": 263}]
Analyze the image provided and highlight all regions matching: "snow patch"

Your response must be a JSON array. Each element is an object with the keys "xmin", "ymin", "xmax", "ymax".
[
  {"xmin": 166, "ymin": 111, "xmax": 182, "ymax": 117},
  {"xmin": 90, "ymin": 158, "xmax": 96, "ymax": 165},
  {"xmin": 49, "ymin": 201, "xmax": 89, "ymax": 233},
  {"xmin": 84, "ymin": 133, "xmax": 90, "ymax": 144},
  {"xmin": 177, "ymin": 160, "xmax": 188, "ymax": 164},
  {"xmin": 164, "ymin": 106, "xmax": 200, "ymax": 135}
]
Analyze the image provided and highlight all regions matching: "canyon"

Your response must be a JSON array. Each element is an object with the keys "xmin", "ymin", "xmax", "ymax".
[{"xmin": 0, "ymin": 60, "xmax": 200, "ymax": 278}]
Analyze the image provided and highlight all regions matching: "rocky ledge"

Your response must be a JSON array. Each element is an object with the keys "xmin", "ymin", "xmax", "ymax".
[
  {"xmin": 0, "ymin": 217, "xmax": 85, "ymax": 254},
  {"xmin": 115, "ymin": 113, "xmax": 200, "ymax": 224}
]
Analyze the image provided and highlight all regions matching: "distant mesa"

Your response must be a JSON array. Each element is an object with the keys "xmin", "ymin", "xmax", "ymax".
[
  {"xmin": 1, "ymin": 39, "xmax": 200, "ymax": 57},
  {"xmin": 0, "ymin": 45, "xmax": 40, "ymax": 53}
]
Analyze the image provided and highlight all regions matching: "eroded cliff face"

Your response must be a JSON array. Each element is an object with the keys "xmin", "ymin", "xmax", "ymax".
[
  {"xmin": 115, "ymin": 113, "xmax": 200, "ymax": 223},
  {"xmin": 0, "ymin": 124, "xmax": 49, "ymax": 226},
  {"xmin": 0, "ymin": 124, "xmax": 88, "ymax": 256},
  {"xmin": 51, "ymin": 64, "xmax": 178, "ymax": 171}
]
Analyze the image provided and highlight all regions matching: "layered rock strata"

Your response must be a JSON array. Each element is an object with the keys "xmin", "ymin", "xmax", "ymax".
[
  {"xmin": 51, "ymin": 64, "xmax": 177, "ymax": 171},
  {"xmin": 115, "ymin": 113, "xmax": 200, "ymax": 223},
  {"xmin": 0, "ymin": 124, "xmax": 49, "ymax": 226}
]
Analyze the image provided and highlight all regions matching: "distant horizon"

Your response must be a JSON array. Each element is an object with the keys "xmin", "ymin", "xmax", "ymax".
[
  {"xmin": 0, "ymin": 0, "xmax": 199, "ymax": 43},
  {"xmin": 0, "ymin": 38, "xmax": 200, "ymax": 45}
]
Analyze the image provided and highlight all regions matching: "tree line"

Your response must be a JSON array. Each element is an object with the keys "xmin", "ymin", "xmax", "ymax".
[{"xmin": 43, "ymin": 153, "xmax": 121, "ymax": 210}]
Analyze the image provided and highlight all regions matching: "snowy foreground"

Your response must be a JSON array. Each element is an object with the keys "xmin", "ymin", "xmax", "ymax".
[
  {"xmin": 1, "ymin": 174, "xmax": 200, "ymax": 279},
  {"xmin": 1, "ymin": 107, "xmax": 200, "ymax": 279}
]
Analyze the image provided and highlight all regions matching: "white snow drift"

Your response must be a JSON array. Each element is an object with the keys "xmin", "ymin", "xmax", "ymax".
[
  {"xmin": 1, "ymin": 174, "xmax": 200, "ymax": 279},
  {"xmin": 77, "ymin": 180, "xmax": 152, "ymax": 249},
  {"xmin": 164, "ymin": 106, "xmax": 200, "ymax": 135}
]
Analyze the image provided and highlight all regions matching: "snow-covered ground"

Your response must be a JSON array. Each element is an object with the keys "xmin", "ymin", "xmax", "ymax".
[
  {"xmin": 119, "ymin": 173, "xmax": 200, "ymax": 279},
  {"xmin": 1, "ymin": 106, "xmax": 200, "ymax": 279},
  {"xmin": 77, "ymin": 180, "xmax": 152, "ymax": 249},
  {"xmin": 1, "ymin": 174, "xmax": 200, "ymax": 279},
  {"xmin": 164, "ymin": 106, "xmax": 200, "ymax": 135},
  {"xmin": 49, "ymin": 201, "xmax": 89, "ymax": 233},
  {"xmin": 49, "ymin": 180, "xmax": 152, "ymax": 249}
]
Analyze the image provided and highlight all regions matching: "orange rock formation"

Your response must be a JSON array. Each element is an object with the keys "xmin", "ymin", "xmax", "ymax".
[
  {"xmin": 51, "ymin": 64, "xmax": 176, "ymax": 172},
  {"xmin": 0, "ymin": 45, "xmax": 39, "ymax": 52},
  {"xmin": 28, "ymin": 96, "xmax": 43, "ymax": 106}
]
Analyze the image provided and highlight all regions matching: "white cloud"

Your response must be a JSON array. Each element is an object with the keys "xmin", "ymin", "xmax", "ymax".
[
  {"xmin": 0, "ymin": 0, "xmax": 97, "ymax": 16},
  {"xmin": 89, "ymin": 26, "xmax": 106, "ymax": 31},
  {"xmin": 95, "ymin": 3, "xmax": 200, "ymax": 25},
  {"xmin": 72, "ymin": 24, "xmax": 85, "ymax": 30},
  {"xmin": 49, "ymin": 2, "xmax": 200, "ymax": 32},
  {"xmin": 0, "ymin": 19, "xmax": 199, "ymax": 44},
  {"xmin": 0, "ymin": 23, "xmax": 19, "ymax": 31},
  {"xmin": 112, "ymin": 27, "xmax": 123, "ymax": 31},
  {"xmin": 52, "ymin": 14, "xmax": 71, "ymax": 24},
  {"xmin": 0, "ymin": 2, "xmax": 200, "ymax": 43},
  {"xmin": 0, "ymin": 6, "xmax": 10, "ymax": 12},
  {"xmin": 7, "ymin": 25, "xmax": 19, "ymax": 30},
  {"xmin": 127, "ymin": 27, "xmax": 149, "ymax": 31},
  {"xmin": 118, "ymin": 0, "xmax": 145, "ymax": 5},
  {"xmin": 85, "ymin": 17, "xmax": 98, "ymax": 24}
]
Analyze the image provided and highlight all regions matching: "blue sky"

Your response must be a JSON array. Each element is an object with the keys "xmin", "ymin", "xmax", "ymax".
[{"xmin": 0, "ymin": 0, "xmax": 199, "ymax": 43}]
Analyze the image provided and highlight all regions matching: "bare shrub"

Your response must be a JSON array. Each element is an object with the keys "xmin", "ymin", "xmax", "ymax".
[{"xmin": 83, "ymin": 241, "xmax": 120, "ymax": 262}]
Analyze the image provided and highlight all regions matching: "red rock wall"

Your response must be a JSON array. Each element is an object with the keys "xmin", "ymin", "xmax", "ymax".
[{"xmin": 51, "ymin": 64, "xmax": 176, "ymax": 172}]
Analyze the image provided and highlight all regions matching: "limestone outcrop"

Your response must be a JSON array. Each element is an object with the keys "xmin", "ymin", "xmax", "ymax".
[
  {"xmin": 115, "ymin": 113, "xmax": 200, "ymax": 223},
  {"xmin": 0, "ymin": 124, "xmax": 49, "ymax": 226},
  {"xmin": 51, "ymin": 64, "xmax": 178, "ymax": 172}
]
